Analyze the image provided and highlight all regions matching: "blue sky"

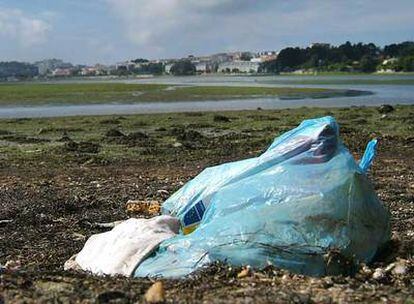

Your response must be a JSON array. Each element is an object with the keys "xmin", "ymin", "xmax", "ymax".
[{"xmin": 0, "ymin": 0, "xmax": 413, "ymax": 64}]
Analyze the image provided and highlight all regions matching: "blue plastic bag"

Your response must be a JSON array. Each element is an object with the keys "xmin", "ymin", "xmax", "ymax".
[{"xmin": 135, "ymin": 116, "xmax": 390, "ymax": 278}]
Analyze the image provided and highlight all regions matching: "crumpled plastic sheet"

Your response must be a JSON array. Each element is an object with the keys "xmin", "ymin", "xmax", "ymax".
[{"xmin": 134, "ymin": 116, "xmax": 390, "ymax": 278}]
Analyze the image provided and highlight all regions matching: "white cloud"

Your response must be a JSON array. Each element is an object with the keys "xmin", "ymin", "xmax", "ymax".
[
  {"xmin": 0, "ymin": 7, "xmax": 51, "ymax": 47},
  {"xmin": 106, "ymin": 0, "xmax": 414, "ymax": 59}
]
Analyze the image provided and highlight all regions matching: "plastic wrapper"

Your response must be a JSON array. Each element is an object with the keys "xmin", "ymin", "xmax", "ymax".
[{"xmin": 134, "ymin": 116, "xmax": 390, "ymax": 278}]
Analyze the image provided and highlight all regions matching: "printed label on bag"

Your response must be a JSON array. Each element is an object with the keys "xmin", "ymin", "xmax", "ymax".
[{"xmin": 181, "ymin": 196, "xmax": 211, "ymax": 234}]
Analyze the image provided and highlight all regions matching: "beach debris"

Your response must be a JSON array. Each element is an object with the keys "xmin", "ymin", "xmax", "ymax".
[
  {"xmin": 126, "ymin": 200, "xmax": 161, "ymax": 215},
  {"xmin": 134, "ymin": 116, "xmax": 390, "ymax": 278},
  {"xmin": 378, "ymin": 104, "xmax": 394, "ymax": 114},
  {"xmin": 66, "ymin": 216, "xmax": 179, "ymax": 276},
  {"xmin": 81, "ymin": 220, "xmax": 124, "ymax": 229},
  {"xmin": 0, "ymin": 219, "xmax": 13, "ymax": 226},
  {"xmin": 144, "ymin": 281, "xmax": 165, "ymax": 303},
  {"xmin": 237, "ymin": 267, "xmax": 251, "ymax": 279}
]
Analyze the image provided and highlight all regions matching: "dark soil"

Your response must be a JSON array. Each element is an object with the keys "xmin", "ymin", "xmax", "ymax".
[{"xmin": 0, "ymin": 107, "xmax": 413, "ymax": 303}]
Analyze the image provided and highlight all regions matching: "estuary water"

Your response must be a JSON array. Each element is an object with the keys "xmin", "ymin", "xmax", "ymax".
[{"xmin": 0, "ymin": 74, "xmax": 413, "ymax": 118}]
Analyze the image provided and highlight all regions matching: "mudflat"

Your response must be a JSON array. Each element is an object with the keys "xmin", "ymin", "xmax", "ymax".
[{"xmin": 1, "ymin": 105, "xmax": 413, "ymax": 303}]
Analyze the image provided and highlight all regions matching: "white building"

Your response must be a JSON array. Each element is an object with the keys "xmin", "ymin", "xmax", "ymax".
[
  {"xmin": 218, "ymin": 61, "xmax": 260, "ymax": 73},
  {"xmin": 52, "ymin": 68, "xmax": 72, "ymax": 77},
  {"xmin": 164, "ymin": 63, "xmax": 174, "ymax": 74}
]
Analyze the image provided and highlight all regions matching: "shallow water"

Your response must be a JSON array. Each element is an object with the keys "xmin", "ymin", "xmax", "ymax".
[{"xmin": 1, "ymin": 75, "xmax": 413, "ymax": 118}]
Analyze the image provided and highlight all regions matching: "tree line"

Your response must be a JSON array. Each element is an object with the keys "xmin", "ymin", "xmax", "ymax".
[
  {"xmin": 262, "ymin": 41, "xmax": 414, "ymax": 73},
  {"xmin": 0, "ymin": 61, "xmax": 39, "ymax": 79}
]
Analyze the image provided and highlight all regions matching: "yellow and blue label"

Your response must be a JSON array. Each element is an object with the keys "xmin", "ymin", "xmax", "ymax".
[{"xmin": 181, "ymin": 200, "xmax": 207, "ymax": 235}]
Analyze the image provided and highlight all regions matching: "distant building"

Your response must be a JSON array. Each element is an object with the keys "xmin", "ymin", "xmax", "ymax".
[
  {"xmin": 52, "ymin": 68, "xmax": 72, "ymax": 77},
  {"xmin": 378, "ymin": 58, "xmax": 398, "ymax": 73},
  {"xmin": 193, "ymin": 61, "xmax": 214, "ymax": 73},
  {"xmin": 218, "ymin": 61, "xmax": 260, "ymax": 73},
  {"xmin": 255, "ymin": 51, "xmax": 278, "ymax": 62},
  {"xmin": 80, "ymin": 67, "xmax": 97, "ymax": 76},
  {"xmin": 164, "ymin": 63, "xmax": 174, "ymax": 74},
  {"xmin": 210, "ymin": 53, "xmax": 233, "ymax": 63},
  {"xmin": 115, "ymin": 61, "xmax": 136, "ymax": 71},
  {"xmin": 250, "ymin": 57, "xmax": 263, "ymax": 63},
  {"xmin": 35, "ymin": 59, "xmax": 72, "ymax": 75},
  {"xmin": 382, "ymin": 58, "xmax": 398, "ymax": 65}
]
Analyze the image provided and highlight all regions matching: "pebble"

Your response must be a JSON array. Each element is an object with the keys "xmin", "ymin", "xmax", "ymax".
[
  {"xmin": 393, "ymin": 260, "xmax": 408, "ymax": 275},
  {"xmin": 372, "ymin": 268, "xmax": 385, "ymax": 280},
  {"xmin": 385, "ymin": 263, "xmax": 395, "ymax": 272},
  {"xmin": 4, "ymin": 260, "xmax": 21, "ymax": 272},
  {"xmin": 157, "ymin": 189, "xmax": 169, "ymax": 195},
  {"xmin": 361, "ymin": 265, "xmax": 373, "ymax": 275},
  {"xmin": 281, "ymin": 274, "xmax": 290, "ymax": 282},
  {"xmin": 145, "ymin": 281, "xmax": 165, "ymax": 303}
]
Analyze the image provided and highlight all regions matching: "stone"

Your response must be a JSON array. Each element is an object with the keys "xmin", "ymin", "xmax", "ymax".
[
  {"xmin": 144, "ymin": 281, "xmax": 165, "ymax": 303},
  {"xmin": 237, "ymin": 267, "xmax": 251, "ymax": 279},
  {"xmin": 372, "ymin": 268, "xmax": 385, "ymax": 280},
  {"xmin": 378, "ymin": 104, "xmax": 394, "ymax": 114}
]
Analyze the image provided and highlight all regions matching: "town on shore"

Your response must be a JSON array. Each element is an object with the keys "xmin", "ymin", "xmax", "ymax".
[{"xmin": 1, "ymin": 41, "xmax": 413, "ymax": 81}]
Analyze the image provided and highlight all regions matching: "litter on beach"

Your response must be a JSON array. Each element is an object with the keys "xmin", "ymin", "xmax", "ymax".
[{"xmin": 67, "ymin": 116, "xmax": 390, "ymax": 278}]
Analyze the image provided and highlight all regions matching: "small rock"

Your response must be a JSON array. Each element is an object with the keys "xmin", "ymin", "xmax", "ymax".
[
  {"xmin": 157, "ymin": 189, "xmax": 169, "ymax": 195},
  {"xmin": 372, "ymin": 268, "xmax": 385, "ymax": 280},
  {"xmin": 213, "ymin": 114, "xmax": 230, "ymax": 123},
  {"xmin": 378, "ymin": 104, "xmax": 394, "ymax": 114},
  {"xmin": 64, "ymin": 255, "xmax": 81, "ymax": 271},
  {"xmin": 105, "ymin": 128, "xmax": 125, "ymax": 138},
  {"xmin": 127, "ymin": 131, "xmax": 148, "ymax": 140},
  {"xmin": 144, "ymin": 281, "xmax": 165, "ymax": 303},
  {"xmin": 177, "ymin": 129, "xmax": 204, "ymax": 142},
  {"xmin": 0, "ymin": 219, "xmax": 13, "ymax": 226},
  {"xmin": 4, "ymin": 260, "xmax": 21, "ymax": 272},
  {"xmin": 324, "ymin": 276, "xmax": 334, "ymax": 286},
  {"xmin": 96, "ymin": 290, "xmax": 127, "ymax": 304},
  {"xmin": 281, "ymin": 274, "xmax": 290, "ymax": 282},
  {"xmin": 361, "ymin": 264, "xmax": 373, "ymax": 275},
  {"xmin": 35, "ymin": 281, "xmax": 74, "ymax": 294},
  {"xmin": 58, "ymin": 131, "xmax": 72, "ymax": 142},
  {"xmin": 385, "ymin": 262, "xmax": 395, "ymax": 272},
  {"xmin": 237, "ymin": 267, "xmax": 251, "ymax": 279},
  {"xmin": 393, "ymin": 260, "xmax": 408, "ymax": 275},
  {"xmin": 72, "ymin": 233, "xmax": 86, "ymax": 241}
]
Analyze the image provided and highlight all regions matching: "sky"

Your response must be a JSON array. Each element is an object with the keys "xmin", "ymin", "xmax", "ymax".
[{"xmin": 0, "ymin": 0, "xmax": 413, "ymax": 65}]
